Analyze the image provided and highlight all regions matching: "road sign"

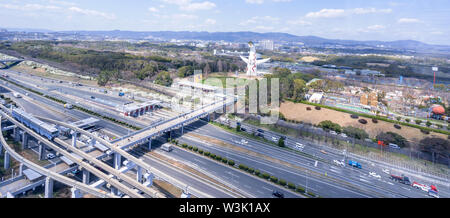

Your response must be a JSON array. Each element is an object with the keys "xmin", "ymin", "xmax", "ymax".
[
  {"xmin": 432, "ymin": 67, "xmax": 438, "ymax": 72},
  {"xmin": 314, "ymin": 161, "xmax": 318, "ymax": 167}
]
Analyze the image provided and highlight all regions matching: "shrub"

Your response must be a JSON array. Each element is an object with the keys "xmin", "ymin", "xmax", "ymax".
[
  {"xmin": 288, "ymin": 182, "xmax": 296, "ymax": 189},
  {"xmin": 426, "ymin": 121, "xmax": 432, "ymax": 127},
  {"xmin": 394, "ymin": 124, "xmax": 402, "ymax": 129},
  {"xmin": 421, "ymin": 129, "xmax": 430, "ymax": 134},
  {"xmin": 204, "ymin": 151, "xmax": 211, "ymax": 157},
  {"xmin": 358, "ymin": 119, "xmax": 368, "ymax": 124},
  {"xmin": 238, "ymin": 164, "xmax": 248, "ymax": 171},
  {"xmin": 270, "ymin": 176, "xmax": 278, "ymax": 183},
  {"xmin": 350, "ymin": 114, "xmax": 359, "ymax": 119},
  {"xmin": 254, "ymin": 170, "xmax": 261, "ymax": 176},
  {"xmin": 405, "ymin": 118, "xmax": 411, "ymax": 123},
  {"xmin": 415, "ymin": 120, "xmax": 422, "ymax": 125},
  {"xmin": 182, "ymin": 143, "xmax": 188, "ymax": 148},
  {"xmin": 278, "ymin": 179, "xmax": 287, "ymax": 186},
  {"xmin": 210, "ymin": 153, "xmax": 216, "ymax": 159},
  {"xmin": 193, "ymin": 147, "xmax": 198, "ymax": 152},
  {"xmin": 262, "ymin": 173, "xmax": 270, "ymax": 179},
  {"xmin": 198, "ymin": 149, "xmax": 204, "ymax": 154},
  {"xmin": 306, "ymin": 107, "xmax": 312, "ymax": 111},
  {"xmin": 221, "ymin": 158, "xmax": 228, "ymax": 164},
  {"xmin": 215, "ymin": 156, "xmax": 222, "ymax": 161},
  {"xmin": 188, "ymin": 146, "xmax": 193, "ymax": 150},
  {"xmin": 228, "ymin": 160, "xmax": 235, "ymax": 166},
  {"xmin": 396, "ymin": 117, "xmax": 402, "ymax": 121},
  {"xmin": 307, "ymin": 192, "xmax": 316, "ymax": 197},
  {"xmin": 296, "ymin": 186, "xmax": 305, "ymax": 193},
  {"xmin": 372, "ymin": 119, "xmax": 378, "ymax": 123},
  {"xmin": 248, "ymin": 168, "xmax": 255, "ymax": 174}
]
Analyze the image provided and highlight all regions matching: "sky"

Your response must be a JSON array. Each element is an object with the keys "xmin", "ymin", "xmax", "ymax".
[{"xmin": 0, "ymin": 0, "xmax": 449, "ymax": 45}]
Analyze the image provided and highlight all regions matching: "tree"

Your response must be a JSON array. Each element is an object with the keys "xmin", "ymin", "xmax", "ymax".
[
  {"xmin": 376, "ymin": 132, "xmax": 409, "ymax": 148},
  {"xmin": 178, "ymin": 66, "xmax": 194, "ymax": 78},
  {"xmin": 343, "ymin": 126, "xmax": 369, "ymax": 140},
  {"xmin": 426, "ymin": 121, "xmax": 432, "ymax": 127},
  {"xmin": 318, "ymin": 120, "xmax": 342, "ymax": 133},
  {"xmin": 154, "ymin": 71, "xmax": 173, "ymax": 86},
  {"xmin": 278, "ymin": 137, "xmax": 285, "ymax": 147},
  {"xmin": 419, "ymin": 137, "xmax": 449, "ymax": 164},
  {"xmin": 415, "ymin": 120, "xmax": 422, "ymax": 125},
  {"xmin": 292, "ymin": 79, "xmax": 307, "ymax": 101},
  {"xmin": 236, "ymin": 123, "xmax": 241, "ymax": 132}
]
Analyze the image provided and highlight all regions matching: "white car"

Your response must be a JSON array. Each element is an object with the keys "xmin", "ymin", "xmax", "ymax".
[
  {"xmin": 241, "ymin": 139, "xmax": 248, "ymax": 144},
  {"xmin": 295, "ymin": 142, "xmax": 305, "ymax": 149},
  {"xmin": 271, "ymin": 136, "xmax": 278, "ymax": 142},
  {"xmin": 382, "ymin": 169, "xmax": 390, "ymax": 174},
  {"xmin": 340, "ymin": 133, "xmax": 348, "ymax": 138},
  {"xmin": 334, "ymin": 160, "xmax": 345, "ymax": 167},
  {"xmin": 330, "ymin": 131, "xmax": 338, "ymax": 135},
  {"xmin": 47, "ymin": 153, "xmax": 56, "ymax": 159},
  {"xmin": 369, "ymin": 172, "xmax": 381, "ymax": 179},
  {"xmin": 412, "ymin": 182, "xmax": 430, "ymax": 192}
]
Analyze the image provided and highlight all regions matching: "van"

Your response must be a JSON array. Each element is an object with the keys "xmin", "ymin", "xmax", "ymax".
[
  {"xmin": 389, "ymin": 143, "xmax": 400, "ymax": 149},
  {"xmin": 162, "ymin": 144, "xmax": 173, "ymax": 152}
]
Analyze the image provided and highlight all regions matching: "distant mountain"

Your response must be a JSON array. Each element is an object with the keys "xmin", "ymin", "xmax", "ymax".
[{"xmin": 5, "ymin": 28, "xmax": 450, "ymax": 54}]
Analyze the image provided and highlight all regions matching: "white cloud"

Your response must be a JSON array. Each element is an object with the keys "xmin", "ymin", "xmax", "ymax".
[
  {"xmin": 367, "ymin": 24, "xmax": 385, "ymax": 30},
  {"xmin": 305, "ymin": 8, "xmax": 392, "ymax": 18},
  {"xmin": 0, "ymin": 3, "xmax": 61, "ymax": 11},
  {"xmin": 205, "ymin": 18, "xmax": 216, "ymax": 25},
  {"xmin": 240, "ymin": 16, "xmax": 279, "ymax": 26},
  {"xmin": 182, "ymin": 1, "xmax": 216, "ymax": 11},
  {"xmin": 288, "ymin": 19, "xmax": 312, "ymax": 26},
  {"xmin": 162, "ymin": 0, "xmax": 216, "ymax": 11},
  {"xmin": 148, "ymin": 7, "xmax": 159, "ymax": 13},
  {"xmin": 397, "ymin": 18, "xmax": 422, "ymax": 24},
  {"xmin": 69, "ymin": 7, "xmax": 116, "ymax": 20},
  {"xmin": 245, "ymin": 0, "xmax": 264, "ymax": 4}
]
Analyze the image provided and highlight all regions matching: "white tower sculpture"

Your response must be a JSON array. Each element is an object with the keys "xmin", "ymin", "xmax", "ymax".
[{"xmin": 240, "ymin": 41, "xmax": 271, "ymax": 76}]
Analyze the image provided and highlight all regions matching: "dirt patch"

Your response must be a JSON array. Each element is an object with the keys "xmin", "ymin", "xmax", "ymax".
[
  {"xmin": 300, "ymin": 56, "xmax": 323, "ymax": 63},
  {"xmin": 280, "ymin": 101, "xmax": 447, "ymax": 144}
]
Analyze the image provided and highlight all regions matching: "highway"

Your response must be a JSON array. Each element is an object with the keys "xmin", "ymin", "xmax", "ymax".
[
  {"xmin": 174, "ymin": 121, "xmax": 441, "ymax": 198},
  {"xmin": 2, "ymin": 68, "xmax": 447, "ymax": 198}
]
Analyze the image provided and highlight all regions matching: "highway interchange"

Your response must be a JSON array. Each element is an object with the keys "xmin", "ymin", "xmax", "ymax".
[{"xmin": 1, "ymin": 68, "xmax": 448, "ymax": 198}]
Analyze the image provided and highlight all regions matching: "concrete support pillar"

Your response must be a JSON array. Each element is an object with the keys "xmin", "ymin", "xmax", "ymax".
[
  {"xmin": 136, "ymin": 166, "xmax": 143, "ymax": 183},
  {"xmin": 4, "ymin": 151, "xmax": 10, "ymax": 169},
  {"xmin": 181, "ymin": 124, "xmax": 184, "ymax": 135},
  {"xmin": 38, "ymin": 142, "xmax": 44, "ymax": 161},
  {"xmin": 114, "ymin": 153, "xmax": 121, "ymax": 170},
  {"xmin": 12, "ymin": 127, "xmax": 17, "ymax": 142},
  {"xmin": 44, "ymin": 177, "xmax": 54, "ymax": 198},
  {"xmin": 0, "ymin": 141, "xmax": 3, "ymax": 156},
  {"xmin": 144, "ymin": 172, "xmax": 154, "ymax": 187},
  {"xmin": 111, "ymin": 187, "xmax": 118, "ymax": 196},
  {"xmin": 207, "ymin": 113, "xmax": 210, "ymax": 122},
  {"xmin": 90, "ymin": 138, "xmax": 96, "ymax": 147},
  {"xmin": 82, "ymin": 170, "xmax": 90, "ymax": 184},
  {"xmin": 19, "ymin": 163, "xmax": 24, "ymax": 176},
  {"xmin": 22, "ymin": 132, "xmax": 28, "ymax": 150},
  {"xmin": 71, "ymin": 187, "xmax": 81, "ymax": 198},
  {"xmin": 148, "ymin": 139, "xmax": 152, "ymax": 150},
  {"xmin": 71, "ymin": 131, "xmax": 77, "ymax": 147}
]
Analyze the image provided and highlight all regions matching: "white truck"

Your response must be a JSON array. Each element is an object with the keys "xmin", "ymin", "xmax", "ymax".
[{"xmin": 162, "ymin": 144, "xmax": 173, "ymax": 152}]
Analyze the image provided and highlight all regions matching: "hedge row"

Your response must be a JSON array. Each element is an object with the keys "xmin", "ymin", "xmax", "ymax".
[
  {"xmin": 1, "ymin": 77, "xmax": 141, "ymax": 130},
  {"xmin": 176, "ymin": 142, "xmax": 236, "ymax": 167}
]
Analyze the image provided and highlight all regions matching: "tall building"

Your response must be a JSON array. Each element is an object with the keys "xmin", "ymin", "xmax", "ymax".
[{"xmin": 259, "ymin": 40, "xmax": 274, "ymax": 51}]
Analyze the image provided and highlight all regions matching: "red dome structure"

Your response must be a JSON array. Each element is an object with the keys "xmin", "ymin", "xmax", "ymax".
[{"xmin": 431, "ymin": 105, "xmax": 445, "ymax": 115}]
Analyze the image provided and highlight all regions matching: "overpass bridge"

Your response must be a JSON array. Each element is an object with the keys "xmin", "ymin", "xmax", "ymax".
[
  {"xmin": 0, "ymin": 106, "xmax": 161, "ymax": 198},
  {"xmin": 0, "ymin": 59, "xmax": 23, "ymax": 69},
  {"xmin": 112, "ymin": 97, "xmax": 236, "ymax": 150}
]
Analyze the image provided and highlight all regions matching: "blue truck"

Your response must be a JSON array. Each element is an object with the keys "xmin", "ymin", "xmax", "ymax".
[
  {"xmin": 118, "ymin": 92, "xmax": 125, "ymax": 97},
  {"xmin": 348, "ymin": 160, "xmax": 362, "ymax": 169}
]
